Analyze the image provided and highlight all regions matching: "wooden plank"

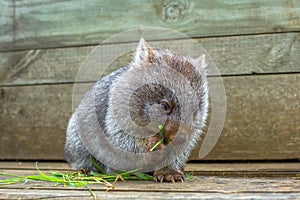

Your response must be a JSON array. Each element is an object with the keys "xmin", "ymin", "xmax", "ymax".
[
  {"xmin": 0, "ymin": 50, "xmax": 43, "ymax": 85},
  {"xmin": 1, "ymin": 162, "xmax": 299, "ymax": 176},
  {"xmin": 0, "ymin": 1, "xmax": 13, "ymax": 46},
  {"xmin": 185, "ymin": 163, "xmax": 300, "ymax": 173},
  {"xmin": 0, "ymin": 167, "xmax": 299, "ymax": 199},
  {"xmin": 0, "ymin": 189, "xmax": 299, "ymax": 200},
  {"xmin": 1, "ymin": 32, "xmax": 300, "ymax": 86},
  {"xmin": 0, "ymin": 74, "xmax": 299, "ymax": 160},
  {"xmin": 0, "ymin": 162, "xmax": 70, "ymax": 170},
  {"xmin": 0, "ymin": 84, "xmax": 72, "ymax": 160},
  {"xmin": 186, "ymin": 163, "xmax": 300, "ymax": 177},
  {"xmin": 1, "ymin": 172, "xmax": 300, "ymax": 192},
  {"xmin": 1, "ymin": 0, "xmax": 300, "ymax": 51},
  {"xmin": 1, "ymin": 162, "xmax": 299, "ymax": 172},
  {"xmin": 191, "ymin": 74, "xmax": 300, "ymax": 160},
  {"xmin": 0, "ymin": 162, "xmax": 299, "ymax": 199}
]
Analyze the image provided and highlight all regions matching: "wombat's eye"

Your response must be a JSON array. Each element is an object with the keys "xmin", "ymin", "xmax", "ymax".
[{"xmin": 160, "ymin": 99, "xmax": 172, "ymax": 114}]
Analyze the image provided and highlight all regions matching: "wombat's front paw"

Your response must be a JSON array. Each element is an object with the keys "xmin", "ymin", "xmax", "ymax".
[{"xmin": 153, "ymin": 168, "xmax": 184, "ymax": 183}]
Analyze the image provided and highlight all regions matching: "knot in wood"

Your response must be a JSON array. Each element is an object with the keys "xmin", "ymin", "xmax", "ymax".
[{"xmin": 163, "ymin": 1, "xmax": 183, "ymax": 22}]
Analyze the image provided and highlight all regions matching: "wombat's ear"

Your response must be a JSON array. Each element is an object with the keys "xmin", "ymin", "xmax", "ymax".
[
  {"xmin": 195, "ymin": 54, "xmax": 207, "ymax": 69},
  {"xmin": 132, "ymin": 38, "xmax": 154, "ymax": 66}
]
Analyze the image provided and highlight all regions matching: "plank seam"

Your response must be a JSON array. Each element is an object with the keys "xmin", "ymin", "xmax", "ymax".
[
  {"xmin": 1, "ymin": 72, "xmax": 300, "ymax": 88},
  {"xmin": 0, "ymin": 186, "xmax": 299, "ymax": 194},
  {"xmin": 0, "ymin": 30, "xmax": 299, "ymax": 53}
]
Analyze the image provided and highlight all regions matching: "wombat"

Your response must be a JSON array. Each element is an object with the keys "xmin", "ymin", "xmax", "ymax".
[{"xmin": 64, "ymin": 38, "xmax": 209, "ymax": 182}]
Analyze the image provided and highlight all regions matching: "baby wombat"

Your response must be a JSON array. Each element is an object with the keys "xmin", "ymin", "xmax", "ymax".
[{"xmin": 64, "ymin": 38, "xmax": 209, "ymax": 182}]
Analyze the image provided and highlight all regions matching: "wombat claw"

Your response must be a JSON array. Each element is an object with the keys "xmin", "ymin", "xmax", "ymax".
[{"xmin": 153, "ymin": 169, "xmax": 184, "ymax": 183}]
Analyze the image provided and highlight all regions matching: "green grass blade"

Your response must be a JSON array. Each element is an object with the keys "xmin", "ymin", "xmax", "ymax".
[
  {"xmin": 89, "ymin": 157, "xmax": 105, "ymax": 173},
  {"xmin": 0, "ymin": 177, "xmax": 26, "ymax": 184},
  {"xmin": 184, "ymin": 172, "xmax": 193, "ymax": 180},
  {"xmin": 133, "ymin": 172, "xmax": 153, "ymax": 181},
  {"xmin": 150, "ymin": 125, "xmax": 165, "ymax": 152},
  {"xmin": 150, "ymin": 138, "xmax": 164, "ymax": 152},
  {"xmin": 158, "ymin": 125, "xmax": 164, "ymax": 137},
  {"xmin": 86, "ymin": 185, "xmax": 97, "ymax": 199}
]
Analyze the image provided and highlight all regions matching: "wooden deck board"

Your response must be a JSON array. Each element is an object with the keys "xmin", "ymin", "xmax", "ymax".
[
  {"xmin": 1, "ymin": 74, "xmax": 299, "ymax": 160},
  {"xmin": 1, "ymin": 161, "xmax": 300, "ymax": 175},
  {"xmin": 1, "ymin": 189, "xmax": 299, "ymax": 200},
  {"xmin": 1, "ymin": 0, "xmax": 300, "ymax": 51},
  {"xmin": 1, "ymin": 176, "xmax": 300, "ymax": 193},
  {"xmin": 0, "ymin": 162, "xmax": 299, "ymax": 199},
  {"xmin": 1, "ymin": 33, "xmax": 300, "ymax": 86}
]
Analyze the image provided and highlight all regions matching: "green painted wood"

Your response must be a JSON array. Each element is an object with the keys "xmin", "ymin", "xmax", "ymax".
[
  {"xmin": 0, "ymin": 0, "xmax": 300, "ymax": 51},
  {"xmin": 0, "ymin": 74, "xmax": 299, "ymax": 160},
  {"xmin": 0, "ymin": 33, "xmax": 299, "ymax": 86},
  {"xmin": 0, "ymin": 1, "xmax": 13, "ymax": 45}
]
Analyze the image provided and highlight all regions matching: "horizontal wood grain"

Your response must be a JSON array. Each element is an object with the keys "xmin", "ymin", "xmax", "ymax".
[
  {"xmin": 0, "ymin": 162, "xmax": 299, "ymax": 199},
  {"xmin": 0, "ymin": 0, "xmax": 300, "ymax": 51},
  {"xmin": 0, "ymin": 190, "xmax": 298, "ymax": 200},
  {"xmin": 0, "ymin": 74, "xmax": 299, "ymax": 160},
  {"xmin": 1, "ymin": 162, "xmax": 299, "ymax": 176},
  {"xmin": 0, "ymin": 32, "xmax": 299, "ymax": 86},
  {"xmin": 1, "ymin": 173, "xmax": 299, "ymax": 192},
  {"xmin": 191, "ymin": 74, "xmax": 300, "ymax": 160}
]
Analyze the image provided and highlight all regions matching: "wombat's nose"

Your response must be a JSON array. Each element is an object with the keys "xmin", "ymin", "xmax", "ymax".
[{"xmin": 171, "ymin": 132, "xmax": 187, "ymax": 145}]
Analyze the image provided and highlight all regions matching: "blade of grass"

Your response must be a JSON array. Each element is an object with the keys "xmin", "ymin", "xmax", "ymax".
[
  {"xmin": 89, "ymin": 157, "xmax": 105, "ymax": 173},
  {"xmin": 150, "ymin": 138, "xmax": 164, "ymax": 152},
  {"xmin": 86, "ymin": 185, "xmax": 97, "ymax": 199},
  {"xmin": 158, "ymin": 125, "xmax": 164, "ymax": 137},
  {"xmin": 0, "ymin": 176, "xmax": 26, "ymax": 184},
  {"xmin": 132, "ymin": 172, "xmax": 153, "ymax": 181},
  {"xmin": 184, "ymin": 171, "xmax": 193, "ymax": 180},
  {"xmin": 150, "ymin": 125, "xmax": 165, "ymax": 152}
]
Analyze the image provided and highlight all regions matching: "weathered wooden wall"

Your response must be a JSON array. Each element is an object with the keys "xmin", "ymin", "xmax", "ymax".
[{"xmin": 0, "ymin": 0, "xmax": 299, "ymax": 160}]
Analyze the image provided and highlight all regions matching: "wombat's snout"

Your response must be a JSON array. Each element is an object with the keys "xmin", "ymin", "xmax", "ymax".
[
  {"xmin": 164, "ymin": 120, "xmax": 189, "ymax": 145},
  {"xmin": 169, "ymin": 131, "xmax": 188, "ymax": 145}
]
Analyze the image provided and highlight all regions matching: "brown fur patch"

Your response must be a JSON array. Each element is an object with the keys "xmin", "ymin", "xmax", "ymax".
[{"xmin": 162, "ymin": 53, "xmax": 203, "ymax": 88}]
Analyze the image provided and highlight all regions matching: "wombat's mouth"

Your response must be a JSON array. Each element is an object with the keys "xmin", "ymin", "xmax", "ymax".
[
  {"xmin": 145, "ymin": 128, "xmax": 188, "ymax": 152},
  {"xmin": 165, "ymin": 131, "xmax": 187, "ymax": 145}
]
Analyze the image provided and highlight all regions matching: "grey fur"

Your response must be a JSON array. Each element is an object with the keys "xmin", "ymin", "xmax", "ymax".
[{"xmin": 64, "ymin": 38, "xmax": 209, "ymax": 176}]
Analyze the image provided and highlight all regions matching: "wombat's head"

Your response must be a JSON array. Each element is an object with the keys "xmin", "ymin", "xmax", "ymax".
[{"xmin": 108, "ymin": 38, "xmax": 209, "ymax": 150}]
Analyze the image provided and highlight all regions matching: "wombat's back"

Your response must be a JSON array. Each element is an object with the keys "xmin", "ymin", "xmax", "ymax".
[{"xmin": 64, "ymin": 66, "xmax": 129, "ymax": 172}]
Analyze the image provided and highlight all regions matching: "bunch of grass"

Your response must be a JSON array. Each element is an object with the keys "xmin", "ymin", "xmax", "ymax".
[
  {"xmin": 0, "ymin": 161, "xmax": 154, "ymax": 198},
  {"xmin": 0, "ymin": 126, "xmax": 192, "ymax": 198}
]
